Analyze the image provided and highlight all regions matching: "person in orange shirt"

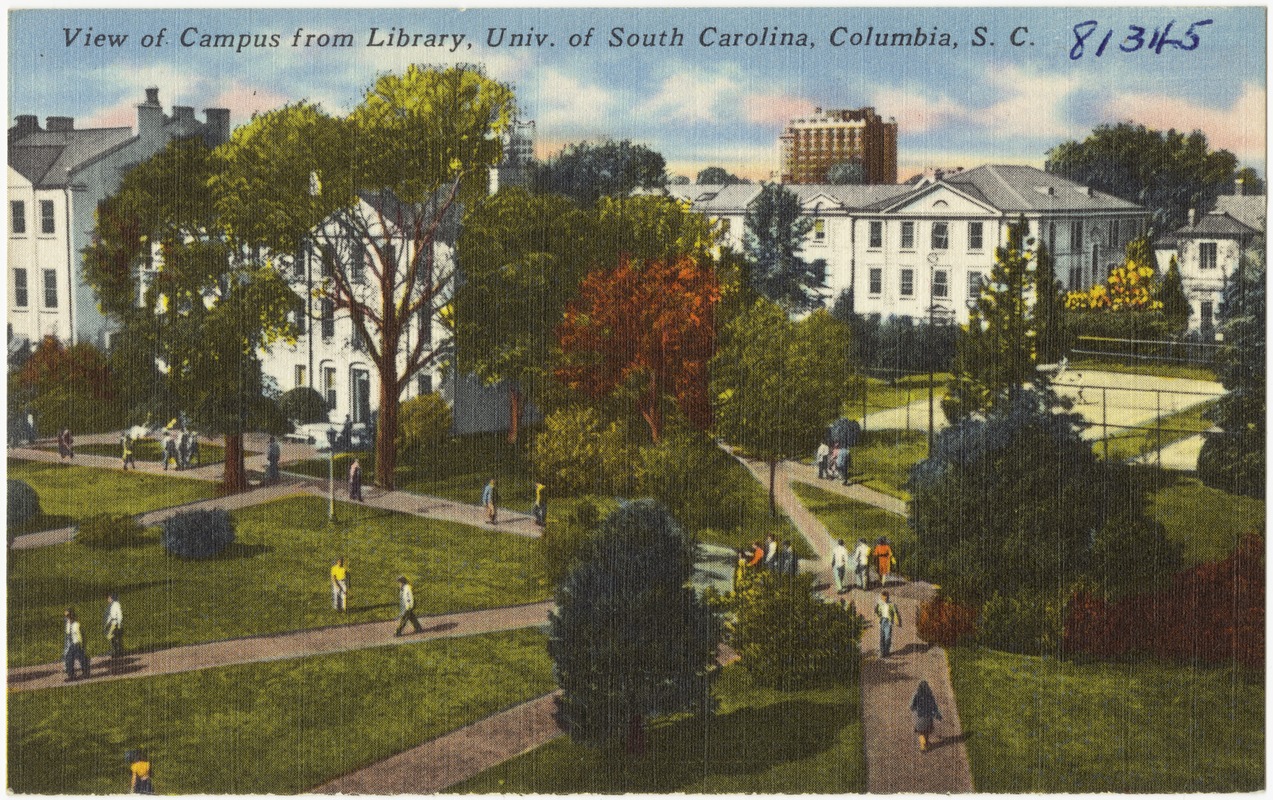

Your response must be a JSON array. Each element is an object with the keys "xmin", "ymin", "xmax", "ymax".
[
  {"xmin": 746, "ymin": 541, "xmax": 765, "ymax": 568},
  {"xmin": 872, "ymin": 537, "xmax": 894, "ymax": 587}
]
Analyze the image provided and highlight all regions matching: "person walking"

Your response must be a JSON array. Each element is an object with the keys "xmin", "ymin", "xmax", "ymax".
[
  {"xmin": 58, "ymin": 428, "xmax": 74, "ymax": 460},
  {"xmin": 746, "ymin": 541, "xmax": 765, "ymax": 568},
  {"xmin": 815, "ymin": 441, "xmax": 830, "ymax": 479},
  {"xmin": 120, "ymin": 433, "xmax": 136, "ymax": 471},
  {"xmin": 186, "ymin": 432, "xmax": 200, "ymax": 467},
  {"xmin": 532, "ymin": 482, "xmax": 547, "ymax": 527},
  {"xmin": 103, "ymin": 593, "xmax": 124, "ymax": 659},
  {"xmin": 63, "ymin": 608, "xmax": 90, "ymax": 680},
  {"xmin": 872, "ymin": 537, "xmax": 895, "ymax": 587},
  {"xmin": 874, "ymin": 591, "xmax": 901, "ymax": 658},
  {"xmin": 394, "ymin": 576, "xmax": 424, "ymax": 636},
  {"xmin": 128, "ymin": 749, "xmax": 155, "ymax": 794},
  {"xmin": 330, "ymin": 557, "xmax": 349, "ymax": 612},
  {"xmin": 480, "ymin": 478, "xmax": 498, "ymax": 525},
  {"xmin": 837, "ymin": 444, "xmax": 852, "ymax": 485},
  {"xmin": 161, "ymin": 431, "xmax": 178, "ymax": 471},
  {"xmin": 265, "ymin": 435, "xmax": 281, "ymax": 483},
  {"xmin": 910, "ymin": 680, "xmax": 943, "ymax": 752},
  {"xmin": 348, "ymin": 459, "xmax": 363, "ymax": 502},
  {"xmin": 763, "ymin": 534, "xmax": 778, "ymax": 569},
  {"xmin": 853, "ymin": 538, "xmax": 872, "ymax": 590},
  {"xmin": 831, "ymin": 538, "xmax": 850, "ymax": 594},
  {"xmin": 827, "ymin": 444, "xmax": 841, "ymax": 479}
]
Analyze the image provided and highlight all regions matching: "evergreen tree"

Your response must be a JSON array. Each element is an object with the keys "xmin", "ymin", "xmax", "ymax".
[
  {"xmin": 548, "ymin": 500, "xmax": 721, "ymax": 753},
  {"xmin": 1159, "ymin": 255, "xmax": 1191, "ymax": 333},
  {"xmin": 1033, "ymin": 241, "xmax": 1067, "ymax": 363},
  {"xmin": 743, "ymin": 183, "xmax": 827, "ymax": 312}
]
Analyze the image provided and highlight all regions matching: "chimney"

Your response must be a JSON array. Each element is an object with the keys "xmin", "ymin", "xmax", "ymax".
[
  {"xmin": 204, "ymin": 108, "xmax": 230, "ymax": 146},
  {"xmin": 137, "ymin": 87, "xmax": 164, "ymax": 142},
  {"xmin": 172, "ymin": 106, "xmax": 195, "ymax": 124},
  {"xmin": 1188, "ymin": 208, "xmax": 1197, "ymax": 226},
  {"xmin": 45, "ymin": 116, "xmax": 74, "ymax": 132},
  {"xmin": 1236, "ymin": 176, "xmax": 1246, "ymax": 196},
  {"xmin": 10, "ymin": 114, "xmax": 41, "ymax": 143}
]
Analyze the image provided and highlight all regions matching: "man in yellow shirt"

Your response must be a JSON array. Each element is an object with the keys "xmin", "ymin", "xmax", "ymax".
[{"xmin": 330, "ymin": 558, "xmax": 349, "ymax": 612}]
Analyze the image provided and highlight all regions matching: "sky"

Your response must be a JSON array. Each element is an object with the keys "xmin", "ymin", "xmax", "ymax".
[{"xmin": 8, "ymin": 6, "xmax": 1267, "ymax": 182}]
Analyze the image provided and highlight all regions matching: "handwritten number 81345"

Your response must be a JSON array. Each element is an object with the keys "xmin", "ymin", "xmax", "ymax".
[{"xmin": 1070, "ymin": 19, "xmax": 1213, "ymax": 60}]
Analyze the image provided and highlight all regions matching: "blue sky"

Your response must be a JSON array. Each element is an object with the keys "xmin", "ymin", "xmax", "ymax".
[{"xmin": 9, "ymin": 6, "xmax": 1266, "ymax": 181}]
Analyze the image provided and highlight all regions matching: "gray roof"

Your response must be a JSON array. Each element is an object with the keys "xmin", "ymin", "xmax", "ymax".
[
  {"xmin": 1173, "ymin": 211, "xmax": 1258, "ymax": 239},
  {"xmin": 674, "ymin": 182, "xmax": 913, "ymax": 214},
  {"xmin": 939, "ymin": 165, "xmax": 1145, "ymax": 214},
  {"xmin": 9, "ymin": 127, "xmax": 134, "ymax": 187},
  {"xmin": 1213, "ymin": 195, "xmax": 1266, "ymax": 233}
]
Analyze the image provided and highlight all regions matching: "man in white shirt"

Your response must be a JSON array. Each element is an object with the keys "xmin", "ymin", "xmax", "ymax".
[
  {"xmin": 815, "ymin": 441, "xmax": 830, "ymax": 479},
  {"xmin": 395, "ymin": 576, "xmax": 424, "ymax": 636},
  {"xmin": 831, "ymin": 539, "xmax": 850, "ymax": 594},
  {"xmin": 63, "ymin": 608, "xmax": 90, "ymax": 680},
  {"xmin": 853, "ymin": 538, "xmax": 873, "ymax": 590},
  {"xmin": 103, "ymin": 593, "xmax": 123, "ymax": 659}
]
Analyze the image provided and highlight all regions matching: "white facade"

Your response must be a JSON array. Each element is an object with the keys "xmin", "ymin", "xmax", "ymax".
[{"xmin": 1155, "ymin": 205, "xmax": 1261, "ymax": 334}]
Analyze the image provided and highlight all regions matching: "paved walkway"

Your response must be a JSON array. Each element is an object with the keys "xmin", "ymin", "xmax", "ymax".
[
  {"xmin": 733, "ymin": 452, "xmax": 974, "ymax": 793},
  {"xmin": 1129, "ymin": 432, "xmax": 1206, "ymax": 471},
  {"xmin": 8, "ymin": 601, "xmax": 554, "ymax": 693}
]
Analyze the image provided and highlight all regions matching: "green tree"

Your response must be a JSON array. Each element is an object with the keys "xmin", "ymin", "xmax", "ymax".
[
  {"xmin": 454, "ymin": 187, "xmax": 592, "ymax": 442},
  {"xmin": 1046, "ymin": 122, "xmax": 1239, "ymax": 231},
  {"xmin": 533, "ymin": 140, "xmax": 667, "ymax": 206},
  {"xmin": 1033, "ymin": 242, "xmax": 1068, "ymax": 363},
  {"xmin": 1232, "ymin": 167, "xmax": 1265, "ymax": 195},
  {"xmin": 712, "ymin": 302, "xmax": 855, "ymax": 515},
  {"xmin": 1198, "ymin": 249, "xmax": 1265, "ymax": 497},
  {"xmin": 9, "ymin": 336, "xmax": 121, "ymax": 436},
  {"xmin": 590, "ymin": 194, "xmax": 724, "ymax": 269},
  {"xmin": 743, "ymin": 183, "xmax": 827, "ymax": 312},
  {"xmin": 696, "ymin": 166, "xmax": 746, "ymax": 185},
  {"xmin": 547, "ymin": 500, "xmax": 720, "ymax": 753},
  {"xmin": 1159, "ymin": 254, "xmax": 1191, "ymax": 333},
  {"xmin": 216, "ymin": 65, "xmax": 516, "ymax": 490},
  {"xmin": 825, "ymin": 161, "xmax": 865, "ymax": 185},
  {"xmin": 943, "ymin": 220, "xmax": 1038, "ymax": 421},
  {"xmin": 84, "ymin": 137, "xmax": 298, "ymax": 492}
]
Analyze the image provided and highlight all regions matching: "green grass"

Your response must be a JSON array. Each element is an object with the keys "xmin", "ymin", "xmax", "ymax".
[
  {"xmin": 949, "ymin": 646, "xmax": 1263, "ymax": 792},
  {"xmin": 451, "ymin": 664, "xmax": 865, "ymax": 794},
  {"xmin": 1146, "ymin": 475, "xmax": 1265, "ymax": 565},
  {"xmin": 8, "ymin": 628, "xmax": 556, "ymax": 795},
  {"xmin": 69, "ymin": 439, "xmax": 235, "ymax": 464},
  {"xmin": 846, "ymin": 429, "xmax": 927, "ymax": 500},
  {"xmin": 849, "ymin": 373, "xmax": 951, "ymax": 419},
  {"xmin": 1068, "ymin": 358, "xmax": 1217, "ymax": 383},
  {"xmin": 790, "ymin": 482, "xmax": 912, "ymax": 573},
  {"xmin": 7, "ymin": 495, "xmax": 548, "ymax": 667},
  {"xmin": 7, "ymin": 459, "xmax": 218, "ymax": 534},
  {"xmin": 1099, "ymin": 400, "xmax": 1218, "ymax": 462}
]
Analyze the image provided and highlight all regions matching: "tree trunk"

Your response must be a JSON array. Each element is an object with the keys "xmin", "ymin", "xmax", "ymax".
[
  {"xmin": 222, "ymin": 433, "xmax": 248, "ymax": 494},
  {"xmin": 768, "ymin": 459, "xmax": 777, "ymax": 518},
  {"xmin": 375, "ymin": 373, "xmax": 399, "ymax": 491},
  {"xmin": 507, "ymin": 385, "xmax": 522, "ymax": 444},
  {"xmin": 624, "ymin": 713, "xmax": 647, "ymax": 756}
]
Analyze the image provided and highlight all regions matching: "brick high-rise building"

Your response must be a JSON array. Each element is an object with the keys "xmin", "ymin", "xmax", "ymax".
[{"xmin": 779, "ymin": 106, "xmax": 897, "ymax": 185}]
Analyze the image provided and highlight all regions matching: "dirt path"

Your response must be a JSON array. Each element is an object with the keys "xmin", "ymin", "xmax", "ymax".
[{"xmin": 8, "ymin": 601, "xmax": 554, "ymax": 693}]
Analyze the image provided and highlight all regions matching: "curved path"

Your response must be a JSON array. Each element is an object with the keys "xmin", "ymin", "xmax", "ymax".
[{"xmin": 733, "ymin": 453, "xmax": 974, "ymax": 793}]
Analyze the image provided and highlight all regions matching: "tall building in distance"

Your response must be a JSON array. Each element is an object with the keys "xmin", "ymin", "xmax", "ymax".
[
  {"xmin": 488, "ymin": 112, "xmax": 536, "ymax": 193},
  {"xmin": 779, "ymin": 106, "xmax": 898, "ymax": 185}
]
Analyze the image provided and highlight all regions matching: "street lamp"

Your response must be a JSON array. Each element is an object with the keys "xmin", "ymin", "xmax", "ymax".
[
  {"xmin": 324, "ymin": 427, "xmax": 338, "ymax": 522},
  {"xmin": 925, "ymin": 254, "xmax": 954, "ymax": 455}
]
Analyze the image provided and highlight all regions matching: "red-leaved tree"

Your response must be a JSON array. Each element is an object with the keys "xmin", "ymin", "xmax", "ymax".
[{"xmin": 555, "ymin": 256, "xmax": 719, "ymax": 442}]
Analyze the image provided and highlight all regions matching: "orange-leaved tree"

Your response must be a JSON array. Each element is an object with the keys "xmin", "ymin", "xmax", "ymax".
[{"xmin": 555, "ymin": 256, "xmax": 720, "ymax": 442}]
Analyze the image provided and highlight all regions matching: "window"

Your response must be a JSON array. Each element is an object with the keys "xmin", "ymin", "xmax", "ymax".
[
  {"xmin": 417, "ymin": 373, "xmax": 433, "ymax": 396},
  {"xmin": 294, "ymin": 307, "xmax": 306, "ymax": 335},
  {"xmin": 1201, "ymin": 301, "xmax": 1214, "ymax": 332},
  {"xmin": 419, "ymin": 309, "xmax": 433, "ymax": 345},
  {"xmin": 1068, "ymin": 266, "xmax": 1082, "ymax": 289},
  {"xmin": 868, "ymin": 221, "xmax": 882, "ymax": 248},
  {"xmin": 321, "ymin": 298, "xmax": 334, "ymax": 339},
  {"xmin": 1199, "ymin": 242, "xmax": 1218, "ymax": 270},
  {"xmin": 932, "ymin": 269, "xmax": 949, "ymax": 298},
  {"xmin": 351, "ymin": 247, "xmax": 365, "ymax": 284},
  {"xmin": 11, "ymin": 201, "xmax": 25, "ymax": 234},
  {"xmin": 814, "ymin": 219, "xmax": 826, "ymax": 243},
  {"xmin": 13, "ymin": 268, "xmax": 27, "ymax": 308},
  {"xmin": 294, "ymin": 365, "xmax": 307, "ymax": 388},
  {"xmin": 320, "ymin": 244, "xmax": 335, "ymax": 280},
  {"xmin": 1070, "ymin": 221, "xmax": 1082, "ymax": 251},
  {"xmin": 42, "ymin": 269, "xmax": 57, "ymax": 308},
  {"xmin": 868, "ymin": 268, "xmax": 882, "ymax": 295},
  {"xmin": 352, "ymin": 325, "xmax": 366, "ymax": 352},
  {"xmin": 967, "ymin": 270, "xmax": 982, "ymax": 301},
  {"xmin": 930, "ymin": 222, "xmax": 949, "ymax": 250},
  {"xmin": 323, "ymin": 367, "xmax": 337, "ymax": 411},
  {"xmin": 900, "ymin": 221, "xmax": 915, "ymax": 250},
  {"xmin": 1048, "ymin": 222, "xmax": 1056, "ymax": 254},
  {"xmin": 900, "ymin": 268, "xmax": 914, "ymax": 297},
  {"xmin": 1109, "ymin": 219, "xmax": 1120, "ymax": 247},
  {"xmin": 40, "ymin": 200, "xmax": 55, "ymax": 234},
  {"xmin": 968, "ymin": 222, "xmax": 984, "ymax": 251}
]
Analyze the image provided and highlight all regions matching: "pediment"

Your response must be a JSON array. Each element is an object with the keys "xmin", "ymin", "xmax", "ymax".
[{"xmin": 882, "ymin": 184, "xmax": 996, "ymax": 216}]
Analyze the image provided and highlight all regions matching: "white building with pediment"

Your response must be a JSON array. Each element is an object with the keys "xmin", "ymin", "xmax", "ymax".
[{"xmin": 673, "ymin": 164, "xmax": 1150, "ymax": 325}]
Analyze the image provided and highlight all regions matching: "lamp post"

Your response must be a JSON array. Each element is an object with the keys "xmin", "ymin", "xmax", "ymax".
[{"xmin": 325, "ymin": 427, "xmax": 338, "ymax": 522}]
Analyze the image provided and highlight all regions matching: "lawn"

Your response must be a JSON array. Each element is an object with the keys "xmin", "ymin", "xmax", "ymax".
[
  {"xmin": 69, "ymin": 438, "xmax": 234, "ymax": 464},
  {"xmin": 844, "ymin": 429, "xmax": 927, "ymax": 500},
  {"xmin": 1146, "ymin": 474, "xmax": 1265, "ymax": 565},
  {"xmin": 1068, "ymin": 358, "xmax": 1217, "ymax": 383},
  {"xmin": 7, "ymin": 628, "xmax": 556, "ymax": 795},
  {"xmin": 7, "ymin": 495, "xmax": 548, "ymax": 667},
  {"xmin": 948, "ymin": 646, "xmax": 1263, "ymax": 792},
  {"xmin": 1098, "ymin": 400, "xmax": 1218, "ymax": 462},
  {"xmin": 790, "ymin": 483, "xmax": 912, "ymax": 573},
  {"xmin": 849, "ymin": 372, "xmax": 951, "ymax": 420},
  {"xmin": 6, "ymin": 459, "xmax": 218, "ymax": 535},
  {"xmin": 450, "ymin": 664, "xmax": 865, "ymax": 794}
]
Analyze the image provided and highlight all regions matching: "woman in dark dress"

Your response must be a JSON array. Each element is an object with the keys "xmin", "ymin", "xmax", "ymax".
[{"xmin": 910, "ymin": 680, "xmax": 942, "ymax": 752}]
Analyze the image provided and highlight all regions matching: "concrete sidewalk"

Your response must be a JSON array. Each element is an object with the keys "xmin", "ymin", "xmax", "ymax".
[{"xmin": 8, "ymin": 601, "xmax": 554, "ymax": 693}]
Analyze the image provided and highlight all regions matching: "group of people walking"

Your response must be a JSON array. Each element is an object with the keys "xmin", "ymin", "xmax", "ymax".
[
  {"xmin": 829, "ymin": 537, "xmax": 898, "ymax": 593},
  {"xmin": 815, "ymin": 440, "xmax": 857, "ymax": 485},
  {"xmin": 61, "ymin": 592, "xmax": 125, "ymax": 682},
  {"xmin": 161, "ymin": 428, "xmax": 200, "ymax": 471},
  {"xmin": 735, "ymin": 534, "xmax": 801, "ymax": 584},
  {"xmin": 328, "ymin": 557, "xmax": 432, "ymax": 639}
]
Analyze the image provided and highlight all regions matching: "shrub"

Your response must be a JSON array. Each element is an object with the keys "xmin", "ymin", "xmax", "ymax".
[
  {"xmin": 917, "ymin": 594, "xmax": 978, "ymax": 647},
  {"xmin": 532, "ymin": 406, "xmax": 638, "ymax": 496},
  {"xmin": 396, "ymin": 392, "xmax": 453, "ymax": 464},
  {"xmin": 1089, "ymin": 513, "xmax": 1182, "ymax": 599},
  {"xmin": 978, "ymin": 591, "xmax": 1064, "ymax": 657},
  {"xmin": 160, "ymin": 509, "xmax": 236, "ymax": 559},
  {"xmin": 635, "ymin": 427, "xmax": 751, "ymax": 534},
  {"xmin": 7, "ymin": 479, "xmax": 41, "ymax": 528},
  {"xmin": 76, "ymin": 513, "xmax": 147, "ymax": 549},
  {"xmin": 535, "ymin": 499, "xmax": 603, "ymax": 589},
  {"xmin": 724, "ymin": 569, "xmax": 864, "ymax": 690},
  {"xmin": 277, "ymin": 387, "xmax": 329, "ymax": 426}
]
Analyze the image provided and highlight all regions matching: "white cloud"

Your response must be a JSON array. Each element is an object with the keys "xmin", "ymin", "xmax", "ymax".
[
  {"xmin": 1105, "ymin": 82, "xmax": 1266, "ymax": 164},
  {"xmin": 635, "ymin": 66, "xmax": 742, "ymax": 124},
  {"xmin": 525, "ymin": 66, "xmax": 616, "ymax": 135}
]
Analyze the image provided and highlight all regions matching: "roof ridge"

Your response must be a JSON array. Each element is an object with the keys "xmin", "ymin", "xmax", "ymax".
[{"xmin": 981, "ymin": 164, "xmax": 1031, "ymax": 208}]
